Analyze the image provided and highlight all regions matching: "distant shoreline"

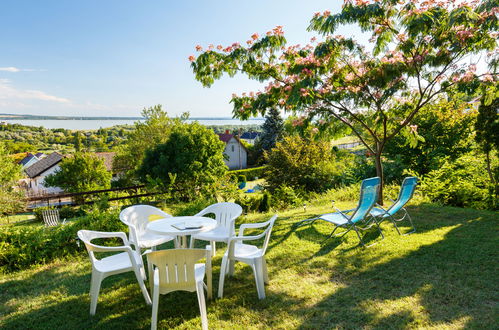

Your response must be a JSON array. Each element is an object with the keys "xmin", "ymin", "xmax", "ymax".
[{"xmin": 0, "ymin": 113, "xmax": 263, "ymax": 121}]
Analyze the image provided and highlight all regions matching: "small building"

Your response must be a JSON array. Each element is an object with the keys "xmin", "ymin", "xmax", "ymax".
[
  {"xmin": 240, "ymin": 131, "xmax": 260, "ymax": 145},
  {"xmin": 218, "ymin": 132, "xmax": 247, "ymax": 170},
  {"xmin": 21, "ymin": 152, "xmax": 64, "ymax": 196}
]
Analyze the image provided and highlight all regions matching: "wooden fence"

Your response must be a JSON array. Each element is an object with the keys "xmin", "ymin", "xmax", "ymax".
[{"xmin": 26, "ymin": 185, "xmax": 160, "ymax": 209}]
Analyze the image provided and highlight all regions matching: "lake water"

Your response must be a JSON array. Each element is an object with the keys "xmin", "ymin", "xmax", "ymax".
[{"xmin": 5, "ymin": 118, "xmax": 264, "ymax": 130}]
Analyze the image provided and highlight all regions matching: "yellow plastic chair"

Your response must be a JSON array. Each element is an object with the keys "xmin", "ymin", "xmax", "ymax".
[
  {"xmin": 77, "ymin": 230, "xmax": 152, "ymax": 315},
  {"xmin": 146, "ymin": 248, "xmax": 212, "ymax": 330}
]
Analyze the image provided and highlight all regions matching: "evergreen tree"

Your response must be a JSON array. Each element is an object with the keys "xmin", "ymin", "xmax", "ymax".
[
  {"xmin": 74, "ymin": 131, "xmax": 82, "ymax": 152},
  {"xmin": 259, "ymin": 107, "xmax": 283, "ymax": 151}
]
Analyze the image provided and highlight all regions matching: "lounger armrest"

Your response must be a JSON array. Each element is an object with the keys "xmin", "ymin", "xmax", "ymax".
[{"xmin": 333, "ymin": 207, "xmax": 352, "ymax": 221}]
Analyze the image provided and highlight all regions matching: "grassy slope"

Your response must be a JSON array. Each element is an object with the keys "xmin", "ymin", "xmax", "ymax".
[{"xmin": 1, "ymin": 202, "xmax": 498, "ymax": 329}]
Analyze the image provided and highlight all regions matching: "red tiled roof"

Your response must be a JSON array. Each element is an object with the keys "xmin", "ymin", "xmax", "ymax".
[
  {"xmin": 218, "ymin": 133, "xmax": 233, "ymax": 143},
  {"xmin": 94, "ymin": 152, "xmax": 115, "ymax": 172}
]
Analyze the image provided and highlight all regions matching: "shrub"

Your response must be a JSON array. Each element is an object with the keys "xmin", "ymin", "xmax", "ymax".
[
  {"xmin": 0, "ymin": 209, "xmax": 126, "ymax": 273},
  {"xmin": 272, "ymin": 185, "xmax": 303, "ymax": 210},
  {"xmin": 259, "ymin": 192, "xmax": 271, "ymax": 212},
  {"xmin": 265, "ymin": 136, "xmax": 348, "ymax": 192},
  {"xmin": 230, "ymin": 166, "xmax": 266, "ymax": 181},
  {"xmin": 418, "ymin": 153, "xmax": 498, "ymax": 210},
  {"xmin": 235, "ymin": 194, "xmax": 262, "ymax": 213}
]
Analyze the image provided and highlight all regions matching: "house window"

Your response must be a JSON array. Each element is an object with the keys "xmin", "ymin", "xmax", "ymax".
[{"xmin": 231, "ymin": 145, "xmax": 235, "ymax": 152}]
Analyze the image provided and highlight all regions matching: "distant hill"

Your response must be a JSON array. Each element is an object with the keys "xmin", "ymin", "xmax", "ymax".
[
  {"xmin": 0, "ymin": 113, "xmax": 143, "ymax": 120},
  {"xmin": 0, "ymin": 113, "xmax": 262, "ymax": 121}
]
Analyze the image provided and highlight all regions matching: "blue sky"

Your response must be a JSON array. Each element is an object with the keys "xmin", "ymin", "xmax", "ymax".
[{"xmin": 0, "ymin": 1, "xmax": 362, "ymax": 117}]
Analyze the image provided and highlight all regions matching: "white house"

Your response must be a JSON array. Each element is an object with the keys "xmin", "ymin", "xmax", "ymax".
[
  {"xmin": 20, "ymin": 152, "xmax": 64, "ymax": 196},
  {"xmin": 218, "ymin": 132, "xmax": 247, "ymax": 170}
]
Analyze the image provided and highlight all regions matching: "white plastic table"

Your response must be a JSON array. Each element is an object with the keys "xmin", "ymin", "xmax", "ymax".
[{"xmin": 146, "ymin": 216, "xmax": 217, "ymax": 248}]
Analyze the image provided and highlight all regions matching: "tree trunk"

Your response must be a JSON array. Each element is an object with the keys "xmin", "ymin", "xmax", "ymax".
[{"xmin": 374, "ymin": 150, "xmax": 384, "ymax": 206}]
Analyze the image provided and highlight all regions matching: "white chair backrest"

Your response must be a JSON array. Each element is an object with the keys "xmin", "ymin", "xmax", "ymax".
[
  {"xmin": 196, "ymin": 202, "xmax": 242, "ymax": 230},
  {"xmin": 120, "ymin": 205, "xmax": 172, "ymax": 236},
  {"xmin": 42, "ymin": 209, "xmax": 60, "ymax": 227},
  {"xmin": 147, "ymin": 249, "xmax": 208, "ymax": 293},
  {"xmin": 260, "ymin": 215, "xmax": 277, "ymax": 255}
]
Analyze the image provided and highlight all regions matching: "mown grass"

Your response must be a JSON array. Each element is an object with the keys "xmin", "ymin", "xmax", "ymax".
[{"xmin": 1, "ymin": 201, "xmax": 498, "ymax": 329}]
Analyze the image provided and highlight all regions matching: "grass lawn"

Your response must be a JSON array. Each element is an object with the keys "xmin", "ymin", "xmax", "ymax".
[{"xmin": 1, "ymin": 201, "xmax": 498, "ymax": 329}]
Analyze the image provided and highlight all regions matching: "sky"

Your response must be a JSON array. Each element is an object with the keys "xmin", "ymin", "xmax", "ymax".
[{"xmin": 0, "ymin": 1, "xmax": 366, "ymax": 118}]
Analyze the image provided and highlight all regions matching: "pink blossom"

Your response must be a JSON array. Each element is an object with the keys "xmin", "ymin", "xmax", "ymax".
[
  {"xmin": 300, "ymin": 88, "xmax": 309, "ymax": 96},
  {"xmin": 284, "ymin": 85, "xmax": 292, "ymax": 91},
  {"xmin": 216, "ymin": 45, "xmax": 223, "ymax": 50},
  {"xmin": 482, "ymin": 74, "xmax": 494, "ymax": 82},
  {"xmin": 251, "ymin": 33, "xmax": 259, "ymax": 40},
  {"xmin": 247, "ymin": 40, "xmax": 253, "ymax": 45},
  {"xmin": 409, "ymin": 124, "xmax": 418, "ymax": 133},
  {"xmin": 188, "ymin": 55, "xmax": 195, "ymax": 62},
  {"xmin": 423, "ymin": 35, "xmax": 432, "ymax": 43},
  {"xmin": 208, "ymin": 44, "xmax": 214, "ymax": 50},
  {"xmin": 314, "ymin": 12, "xmax": 321, "ymax": 18},
  {"xmin": 323, "ymin": 10, "xmax": 331, "ymax": 17},
  {"xmin": 249, "ymin": 91, "xmax": 255, "ymax": 97},
  {"xmin": 311, "ymin": 127, "xmax": 319, "ymax": 134},
  {"xmin": 232, "ymin": 93, "xmax": 237, "ymax": 98},
  {"xmin": 273, "ymin": 26, "xmax": 284, "ymax": 36},
  {"xmin": 397, "ymin": 33, "xmax": 407, "ymax": 42},
  {"xmin": 195, "ymin": 45, "xmax": 203, "ymax": 51},
  {"xmin": 468, "ymin": 64, "xmax": 477, "ymax": 72}
]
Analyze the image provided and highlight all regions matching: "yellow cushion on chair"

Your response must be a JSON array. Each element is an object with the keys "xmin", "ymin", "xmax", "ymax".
[{"xmin": 148, "ymin": 214, "xmax": 165, "ymax": 222}]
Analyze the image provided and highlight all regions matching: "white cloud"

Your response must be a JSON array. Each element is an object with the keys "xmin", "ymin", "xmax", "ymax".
[
  {"xmin": 0, "ymin": 79, "xmax": 70, "ymax": 103},
  {"xmin": 0, "ymin": 67, "xmax": 45, "ymax": 72},
  {"xmin": 0, "ymin": 67, "xmax": 21, "ymax": 72}
]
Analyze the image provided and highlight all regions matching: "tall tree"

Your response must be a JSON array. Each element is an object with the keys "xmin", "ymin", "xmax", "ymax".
[
  {"xmin": 475, "ymin": 85, "xmax": 499, "ymax": 186},
  {"xmin": 113, "ymin": 105, "xmax": 184, "ymax": 182},
  {"xmin": 259, "ymin": 107, "xmax": 284, "ymax": 151},
  {"xmin": 137, "ymin": 122, "xmax": 227, "ymax": 200},
  {"xmin": 190, "ymin": 0, "xmax": 498, "ymax": 201}
]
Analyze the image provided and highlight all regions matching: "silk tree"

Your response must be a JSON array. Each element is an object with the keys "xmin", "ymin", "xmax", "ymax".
[{"xmin": 191, "ymin": 0, "xmax": 498, "ymax": 201}]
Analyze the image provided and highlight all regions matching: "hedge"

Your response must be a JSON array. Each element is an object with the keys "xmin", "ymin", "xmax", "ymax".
[
  {"xmin": 229, "ymin": 166, "xmax": 267, "ymax": 181},
  {"xmin": 0, "ymin": 209, "xmax": 127, "ymax": 273}
]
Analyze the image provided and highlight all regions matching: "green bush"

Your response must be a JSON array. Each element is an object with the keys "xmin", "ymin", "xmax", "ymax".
[
  {"xmin": 0, "ymin": 209, "xmax": 126, "ymax": 273},
  {"xmin": 272, "ymin": 185, "xmax": 303, "ymax": 210},
  {"xmin": 264, "ymin": 136, "xmax": 350, "ymax": 192},
  {"xmin": 237, "ymin": 174, "xmax": 247, "ymax": 183},
  {"xmin": 259, "ymin": 192, "xmax": 271, "ymax": 212},
  {"xmin": 230, "ymin": 166, "xmax": 266, "ymax": 181},
  {"xmin": 418, "ymin": 153, "xmax": 497, "ymax": 210},
  {"xmin": 235, "ymin": 194, "xmax": 262, "ymax": 213}
]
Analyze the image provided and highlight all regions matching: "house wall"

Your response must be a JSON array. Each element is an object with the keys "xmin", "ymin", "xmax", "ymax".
[
  {"xmin": 21, "ymin": 157, "xmax": 40, "ymax": 169},
  {"xmin": 223, "ymin": 137, "xmax": 247, "ymax": 170},
  {"xmin": 25, "ymin": 165, "xmax": 64, "ymax": 195}
]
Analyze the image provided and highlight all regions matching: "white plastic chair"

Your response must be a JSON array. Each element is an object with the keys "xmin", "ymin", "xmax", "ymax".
[
  {"xmin": 218, "ymin": 215, "xmax": 277, "ymax": 300},
  {"xmin": 120, "ymin": 205, "xmax": 178, "ymax": 251},
  {"xmin": 146, "ymin": 248, "xmax": 212, "ymax": 330},
  {"xmin": 77, "ymin": 230, "xmax": 152, "ymax": 315},
  {"xmin": 189, "ymin": 202, "xmax": 243, "ymax": 256}
]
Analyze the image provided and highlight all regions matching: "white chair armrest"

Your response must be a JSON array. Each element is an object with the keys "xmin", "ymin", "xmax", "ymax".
[{"xmin": 239, "ymin": 221, "xmax": 271, "ymax": 237}]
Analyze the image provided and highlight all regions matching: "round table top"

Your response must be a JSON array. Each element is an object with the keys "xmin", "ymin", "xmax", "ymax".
[{"xmin": 146, "ymin": 216, "xmax": 217, "ymax": 236}]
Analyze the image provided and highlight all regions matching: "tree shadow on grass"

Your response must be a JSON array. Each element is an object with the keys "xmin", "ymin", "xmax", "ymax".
[{"xmin": 295, "ymin": 214, "xmax": 499, "ymax": 329}]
